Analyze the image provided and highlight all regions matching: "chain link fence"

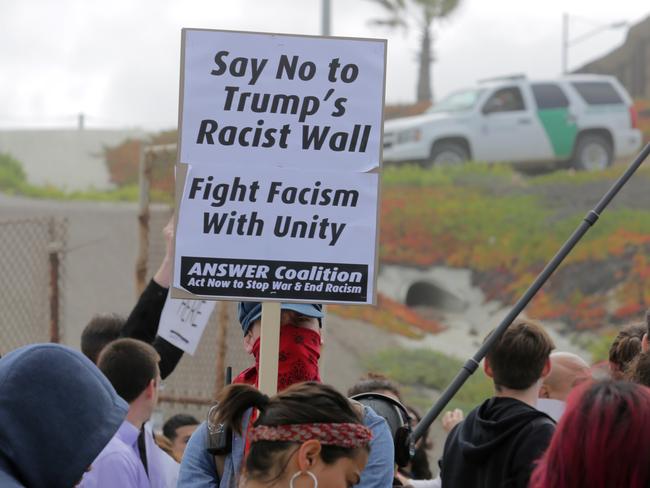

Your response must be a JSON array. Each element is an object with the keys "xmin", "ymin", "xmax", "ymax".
[
  {"xmin": 144, "ymin": 175, "xmax": 251, "ymax": 422},
  {"xmin": 147, "ymin": 208, "xmax": 252, "ymax": 421},
  {"xmin": 0, "ymin": 217, "xmax": 67, "ymax": 355}
]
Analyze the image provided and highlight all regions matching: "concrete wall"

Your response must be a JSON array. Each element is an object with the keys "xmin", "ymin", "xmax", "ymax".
[{"xmin": 0, "ymin": 129, "xmax": 143, "ymax": 190}]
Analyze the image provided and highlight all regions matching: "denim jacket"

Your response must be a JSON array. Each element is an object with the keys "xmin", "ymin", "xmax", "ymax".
[{"xmin": 178, "ymin": 405, "xmax": 394, "ymax": 487}]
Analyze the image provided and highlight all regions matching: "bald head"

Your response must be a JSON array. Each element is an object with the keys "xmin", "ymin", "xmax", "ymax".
[{"xmin": 539, "ymin": 352, "xmax": 591, "ymax": 401}]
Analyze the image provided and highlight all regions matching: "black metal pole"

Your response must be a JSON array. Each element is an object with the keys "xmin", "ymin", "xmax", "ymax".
[{"xmin": 406, "ymin": 142, "xmax": 650, "ymax": 453}]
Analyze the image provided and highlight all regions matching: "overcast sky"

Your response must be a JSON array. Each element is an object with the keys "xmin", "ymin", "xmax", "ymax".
[{"xmin": 0, "ymin": 0, "xmax": 648, "ymax": 131}]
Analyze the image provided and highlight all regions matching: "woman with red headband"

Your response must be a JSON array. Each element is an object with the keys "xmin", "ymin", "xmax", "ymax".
[
  {"xmin": 530, "ymin": 380, "xmax": 650, "ymax": 488},
  {"xmin": 212, "ymin": 381, "xmax": 372, "ymax": 488}
]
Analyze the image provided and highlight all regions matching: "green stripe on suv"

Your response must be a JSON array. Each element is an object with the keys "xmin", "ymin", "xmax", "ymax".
[{"xmin": 537, "ymin": 108, "xmax": 578, "ymax": 159}]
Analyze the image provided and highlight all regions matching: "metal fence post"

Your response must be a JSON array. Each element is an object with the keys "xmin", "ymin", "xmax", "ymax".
[
  {"xmin": 215, "ymin": 302, "xmax": 230, "ymax": 398},
  {"xmin": 136, "ymin": 144, "xmax": 152, "ymax": 296},
  {"xmin": 48, "ymin": 218, "xmax": 61, "ymax": 343}
]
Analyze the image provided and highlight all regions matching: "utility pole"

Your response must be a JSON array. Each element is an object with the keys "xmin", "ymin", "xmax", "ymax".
[
  {"xmin": 562, "ymin": 13, "xmax": 569, "ymax": 74},
  {"xmin": 562, "ymin": 13, "xmax": 628, "ymax": 75},
  {"xmin": 322, "ymin": 0, "xmax": 331, "ymax": 36}
]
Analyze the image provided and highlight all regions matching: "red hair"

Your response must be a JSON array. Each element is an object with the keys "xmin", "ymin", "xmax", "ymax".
[{"xmin": 530, "ymin": 380, "xmax": 650, "ymax": 488}]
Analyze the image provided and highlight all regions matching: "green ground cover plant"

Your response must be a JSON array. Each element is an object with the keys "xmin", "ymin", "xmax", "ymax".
[
  {"xmin": 0, "ymin": 153, "xmax": 171, "ymax": 203},
  {"xmin": 377, "ymin": 162, "xmax": 650, "ymax": 330},
  {"xmin": 364, "ymin": 347, "xmax": 493, "ymax": 413},
  {"xmin": 4, "ymin": 151, "xmax": 649, "ymax": 330}
]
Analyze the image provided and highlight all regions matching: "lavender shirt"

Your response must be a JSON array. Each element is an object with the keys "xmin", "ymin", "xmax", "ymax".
[{"xmin": 79, "ymin": 421, "xmax": 150, "ymax": 488}]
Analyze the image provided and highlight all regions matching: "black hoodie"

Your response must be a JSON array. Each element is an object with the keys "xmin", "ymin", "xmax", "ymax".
[{"xmin": 440, "ymin": 397, "xmax": 555, "ymax": 488}]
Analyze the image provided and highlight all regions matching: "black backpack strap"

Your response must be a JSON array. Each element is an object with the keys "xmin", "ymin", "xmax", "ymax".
[{"xmin": 214, "ymin": 455, "xmax": 225, "ymax": 481}]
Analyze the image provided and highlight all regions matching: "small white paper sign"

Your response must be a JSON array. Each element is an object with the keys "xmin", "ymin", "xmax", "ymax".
[{"xmin": 158, "ymin": 294, "xmax": 216, "ymax": 355}]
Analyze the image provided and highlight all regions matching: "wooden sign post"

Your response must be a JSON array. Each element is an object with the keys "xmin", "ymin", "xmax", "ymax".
[{"xmin": 257, "ymin": 302, "xmax": 281, "ymax": 395}]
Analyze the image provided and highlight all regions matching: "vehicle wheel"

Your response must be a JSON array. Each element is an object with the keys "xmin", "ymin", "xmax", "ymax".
[
  {"xmin": 428, "ymin": 143, "xmax": 469, "ymax": 167},
  {"xmin": 573, "ymin": 134, "xmax": 612, "ymax": 171}
]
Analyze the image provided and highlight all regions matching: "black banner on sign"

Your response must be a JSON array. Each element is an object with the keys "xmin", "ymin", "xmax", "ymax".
[{"xmin": 180, "ymin": 256, "xmax": 368, "ymax": 302}]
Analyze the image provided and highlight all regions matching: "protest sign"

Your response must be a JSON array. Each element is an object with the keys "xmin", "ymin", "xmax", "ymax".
[
  {"xmin": 158, "ymin": 293, "xmax": 216, "ymax": 355},
  {"xmin": 172, "ymin": 163, "xmax": 379, "ymax": 304},
  {"xmin": 178, "ymin": 29, "xmax": 386, "ymax": 172},
  {"xmin": 173, "ymin": 28, "xmax": 386, "ymax": 394}
]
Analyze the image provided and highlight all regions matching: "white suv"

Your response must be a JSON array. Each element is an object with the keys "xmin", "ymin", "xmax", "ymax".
[{"xmin": 383, "ymin": 74, "xmax": 642, "ymax": 170}]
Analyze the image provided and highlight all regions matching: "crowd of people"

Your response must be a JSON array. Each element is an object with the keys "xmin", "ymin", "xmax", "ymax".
[{"xmin": 2, "ymin": 218, "xmax": 650, "ymax": 488}]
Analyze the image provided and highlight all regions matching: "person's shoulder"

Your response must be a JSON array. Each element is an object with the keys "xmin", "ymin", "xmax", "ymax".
[
  {"xmin": 0, "ymin": 468, "xmax": 22, "ymax": 488},
  {"xmin": 359, "ymin": 405, "xmax": 393, "ymax": 444},
  {"xmin": 95, "ymin": 436, "xmax": 138, "ymax": 466},
  {"xmin": 498, "ymin": 399, "xmax": 556, "ymax": 431},
  {"xmin": 179, "ymin": 421, "xmax": 215, "ymax": 483},
  {"xmin": 97, "ymin": 447, "xmax": 136, "ymax": 466},
  {"xmin": 526, "ymin": 413, "xmax": 556, "ymax": 436},
  {"xmin": 522, "ymin": 404, "xmax": 556, "ymax": 429},
  {"xmin": 81, "ymin": 437, "xmax": 142, "ymax": 487},
  {"xmin": 359, "ymin": 403, "xmax": 382, "ymax": 426},
  {"xmin": 354, "ymin": 403, "xmax": 388, "ymax": 428},
  {"xmin": 182, "ymin": 420, "xmax": 210, "ymax": 460},
  {"xmin": 192, "ymin": 420, "xmax": 209, "ymax": 437},
  {"xmin": 513, "ymin": 409, "xmax": 556, "ymax": 453},
  {"xmin": 353, "ymin": 405, "xmax": 395, "ymax": 488}
]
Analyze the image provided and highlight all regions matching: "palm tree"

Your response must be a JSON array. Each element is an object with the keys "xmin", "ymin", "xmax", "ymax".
[{"xmin": 368, "ymin": 0, "xmax": 461, "ymax": 102}]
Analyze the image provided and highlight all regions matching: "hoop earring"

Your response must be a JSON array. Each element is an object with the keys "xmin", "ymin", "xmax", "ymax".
[{"xmin": 289, "ymin": 470, "xmax": 318, "ymax": 488}]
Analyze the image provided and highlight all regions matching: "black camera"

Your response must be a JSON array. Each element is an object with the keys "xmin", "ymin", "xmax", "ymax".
[{"xmin": 206, "ymin": 403, "xmax": 232, "ymax": 456}]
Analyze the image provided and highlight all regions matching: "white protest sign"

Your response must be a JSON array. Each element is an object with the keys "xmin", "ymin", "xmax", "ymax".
[
  {"xmin": 179, "ymin": 29, "xmax": 386, "ymax": 172},
  {"xmin": 158, "ymin": 294, "xmax": 216, "ymax": 355},
  {"xmin": 172, "ymin": 163, "xmax": 378, "ymax": 304}
]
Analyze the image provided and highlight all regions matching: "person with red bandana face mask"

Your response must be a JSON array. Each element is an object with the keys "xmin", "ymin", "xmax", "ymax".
[
  {"xmin": 236, "ymin": 303, "xmax": 324, "ymax": 390},
  {"xmin": 178, "ymin": 302, "xmax": 395, "ymax": 488}
]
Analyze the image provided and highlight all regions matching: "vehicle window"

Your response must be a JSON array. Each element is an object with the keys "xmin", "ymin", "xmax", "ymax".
[
  {"xmin": 428, "ymin": 88, "xmax": 484, "ymax": 113},
  {"xmin": 531, "ymin": 83, "xmax": 569, "ymax": 109},
  {"xmin": 571, "ymin": 81, "xmax": 623, "ymax": 105},
  {"xmin": 482, "ymin": 87, "xmax": 525, "ymax": 113}
]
